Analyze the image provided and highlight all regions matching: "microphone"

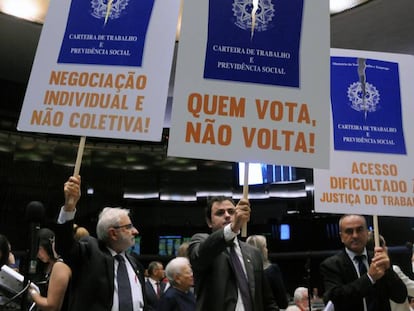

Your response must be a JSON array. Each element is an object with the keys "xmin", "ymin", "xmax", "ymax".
[
  {"xmin": 24, "ymin": 201, "xmax": 45, "ymax": 276},
  {"xmin": 21, "ymin": 201, "xmax": 45, "ymax": 310}
]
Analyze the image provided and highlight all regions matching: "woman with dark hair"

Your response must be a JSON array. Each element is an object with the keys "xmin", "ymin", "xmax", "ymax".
[
  {"xmin": 29, "ymin": 228, "xmax": 71, "ymax": 311},
  {"xmin": 0, "ymin": 234, "xmax": 10, "ymax": 268},
  {"xmin": 0, "ymin": 234, "xmax": 17, "ymax": 271},
  {"xmin": 36, "ymin": 228, "xmax": 59, "ymax": 278}
]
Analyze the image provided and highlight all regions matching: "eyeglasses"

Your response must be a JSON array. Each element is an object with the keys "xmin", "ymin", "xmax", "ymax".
[{"xmin": 113, "ymin": 223, "xmax": 134, "ymax": 230}]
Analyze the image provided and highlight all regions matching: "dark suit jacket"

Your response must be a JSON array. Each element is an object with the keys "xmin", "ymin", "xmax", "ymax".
[
  {"xmin": 157, "ymin": 287, "xmax": 196, "ymax": 311},
  {"xmin": 145, "ymin": 279, "xmax": 167, "ymax": 311},
  {"xmin": 54, "ymin": 220, "xmax": 147, "ymax": 311},
  {"xmin": 188, "ymin": 230, "xmax": 278, "ymax": 311},
  {"xmin": 320, "ymin": 249, "xmax": 407, "ymax": 311},
  {"xmin": 264, "ymin": 263, "xmax": 288, "ymax": 309}
]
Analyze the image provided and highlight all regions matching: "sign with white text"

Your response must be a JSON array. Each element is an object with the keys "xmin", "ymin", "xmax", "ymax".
[
  {"xmin": 18, "ymin": 0, "xmax": 180, "ymax": 142},
  {"xmin": 168, "ymin": 0, "xmax": 330, "ymax": 169},
  {"xmin": 314, "ymin": 49, "xmax": 414, "ymax": 217}
]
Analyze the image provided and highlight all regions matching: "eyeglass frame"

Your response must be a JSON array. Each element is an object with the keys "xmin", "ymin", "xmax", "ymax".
[{"xmin": 112, "ymin": 223, "xmax": 134, "ymax": 230}]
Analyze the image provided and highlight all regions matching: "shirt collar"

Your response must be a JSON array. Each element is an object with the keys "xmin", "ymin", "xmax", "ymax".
[{"xmin": 345, "ymin": 247, "xmax": 367, "ymax": 260}]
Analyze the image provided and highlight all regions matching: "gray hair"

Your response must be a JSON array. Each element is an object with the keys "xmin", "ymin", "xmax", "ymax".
[
  {"xmin": 96, "ymin": 207, "xmax": 130, "ymax": 241},
  {"xmin": 293, "ymin": 287, "xmax": 308, "ymax": 304},
  {"xmin": 165, "ymin": 257, "xmax": 190, "ymax": 285}
]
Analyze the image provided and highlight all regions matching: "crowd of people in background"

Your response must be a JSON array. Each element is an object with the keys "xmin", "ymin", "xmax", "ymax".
[{"xmin": 1, "ymin": 174, "xmax": 414, "ymax": 311}]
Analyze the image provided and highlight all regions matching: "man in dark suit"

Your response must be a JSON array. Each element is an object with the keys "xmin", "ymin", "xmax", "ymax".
[
  {"xmin": 145, "ymin": 261, "xmax": 168, "ymax": 311},
  {"xmin": 55, "ymin": 175, "xmax": 147, "ymax": 311},
  {"xmin": 320, "ymin": 214, "xmax": 407, "ymax": 311},
  {"xmin": 188, "ymin": 196, "xmax": 278, "ymax": 311}
]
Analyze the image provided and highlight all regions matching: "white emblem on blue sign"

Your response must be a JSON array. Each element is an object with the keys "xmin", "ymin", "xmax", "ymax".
[
  {"xmin": 91, "ymin": 0, "xmax": 129, "ymax": 20},
  {"xmin": 232, "ymin": 0, "xmax": 275, "ymax": 32}
]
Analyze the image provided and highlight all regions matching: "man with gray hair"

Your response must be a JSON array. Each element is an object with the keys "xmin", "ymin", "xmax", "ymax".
[{"xmin": 54, "ymin": 175, "xmax": 147, "ymax": 311}]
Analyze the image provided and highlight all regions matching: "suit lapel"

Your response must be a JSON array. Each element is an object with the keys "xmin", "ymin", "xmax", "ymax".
[
  {"xmin": 100, "ymin": 246, "xmax": 115, "ymax": 293},
  {"xmin": 160, "ymin": 281, "xmax": 166, "ymax": 293},
  {"xmin": 341, "ymin": 250, "xmax": 359, "ymax": 280},
  {"xmin": 239, "ymin": 242, "xmax": 256, "ymax": 297},
  {"xmin": 146, "ymin": 279, "xmax": 157, "ymax": 297},
  {"xmin": 126, "ymin": 253, "xmax": 142, "ymax": 284}
]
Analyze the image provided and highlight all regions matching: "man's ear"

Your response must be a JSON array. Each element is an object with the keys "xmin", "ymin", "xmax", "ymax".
[
  {"xmin": 108, "ymin": 228, "xmax": 118, "ymax": 240},
  {"xmin": 206, "ymin": 218, "xmax": 212, "ymax": 228},
  {"xmin": 339, "ymin": 232, "xmax": 344, "ymax": 243}
]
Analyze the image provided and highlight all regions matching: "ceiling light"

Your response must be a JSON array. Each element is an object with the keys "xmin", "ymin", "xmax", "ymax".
[
  {"xmin": 330, "ymin": 0, "xmax": 372, "ymax": 15},
  {"xmin": 124, "ymin": 192, "xmax": 159, "ymax": 200},
  {"xmin": 232, "ymin": 192, "xmax": 270, "ymax": 200},
  {"xmin": 0, "ymin": 0, "xmax": 49, "ymax": 23},
  {"xmin": 196, "ymin": 190, "xmax": 233, "ymax": 197},
  {"xmin": 160, "ymin": 194, "xmax": 197, "ymax": 202}
]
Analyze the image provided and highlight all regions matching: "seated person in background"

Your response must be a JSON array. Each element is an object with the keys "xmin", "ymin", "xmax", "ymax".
[
  {"xmin": 246, "ymin": 234, "xmax": 289, "ymax": 309},
  {"xmin": 286, "ymin": 287, "xmax": 309, "ymax": 311},
  {"xmin": 177, "ymin": 242, "xmax": 189, "ymax": 258},
  {"xmin": 157, "ymin": 257, "xmax": 195, "ymax": 311},
  {"xmin": 7, "ymin": 241, "xmax": 18, "ymax": 271},
  {"xmin": 0, "ymin": 234, "xmax": 14, "ymax": 269},
  {"xmin": 367, "ymin": 232, "xmax": 414, "ymax": 311},
  {"xmin": 320, "ymin": 214, "xmax": 407, "ymax": 311},
  {"xmin": 146, "ymin": 261, "xmax": 168, "ymax": 311},
  {"xmin": 0, "ymin": 234, "xmax": 18, "ymax": 307},
  {"xmin": 310, "ymin": 287, "xmax": 325, "ymax": 310},
  {"xmin": 73, "ymin": 225, "xmax": 89, "ymax": 241}
]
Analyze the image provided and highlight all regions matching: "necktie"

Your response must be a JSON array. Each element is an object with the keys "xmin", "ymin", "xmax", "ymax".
[
  {"xmin": 355, "ymin": 255, "xmax": 367, "ymax": 275},
  {"xmin": 115, "ymin": 254, "xmax": 133, "ymax": 311},
  {"xmin": 355, "ymin": 255, "xmax": 375, "ymax": 311},
  {"xmin": 228, "ymin": 245, "xmax": 253, "ymax": 311},
  {"xmin": 156, "ymin": 281, "xmax": 161, "ymax": 298}
]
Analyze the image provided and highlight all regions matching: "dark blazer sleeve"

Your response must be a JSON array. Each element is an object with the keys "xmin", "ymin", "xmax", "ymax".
[
  {"xmin": 53, "ymin": 220, "xmax": 78, "ymax": 265},
  {"xmin": 380, "ymin": 265, "xmax": 408, "ymax": 303},
  {"xmin": 188, "ymin": 230, "xmax": 229, "ymax": 272},
  {"xmin": 265, "ymin": 264, "xmax": 289, "ymax": 309}
]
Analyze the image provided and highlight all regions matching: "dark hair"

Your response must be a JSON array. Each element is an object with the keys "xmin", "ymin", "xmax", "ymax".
[
  {"xmin": 0, "ymin": 234, "xmax": 10, "ymax": 267},
  {"xmin": 205, "ymin": 196, "xmax": 235, "ymax": 222},
  {"xmin": 37, "ymin": 228, "xmax": 57, "ymax": 260}
]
